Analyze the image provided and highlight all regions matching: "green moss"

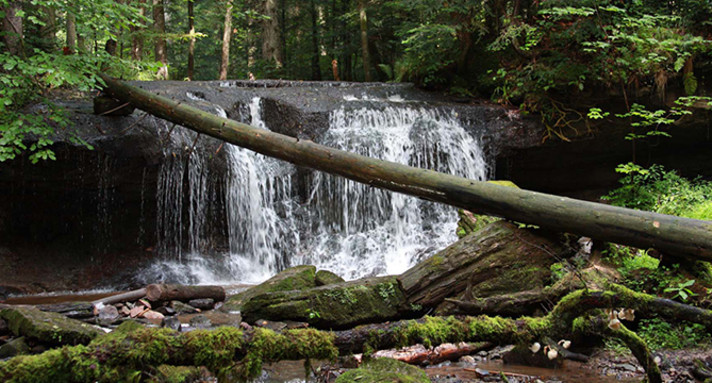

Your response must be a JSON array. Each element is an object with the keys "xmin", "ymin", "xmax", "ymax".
[
  {"xmin": 239, "ymin": 327, "xmax": 337, "ymax": 380},
  {"xmin": 335, "ymin": 358, "xmax": 429, "ymax": 383},
  {"xmin": 0, "ymin": 306, "xmax": 102, "ymax": 346},
  {"xmin": 183, "ymin": 327, "xmax": 244, "ymax": 371},
  {"xmin": 224, "ymin": 265, "xmax": 317, "ymax": 312},
  {"xmin": 148, "ymin": 365, "xmax": 204, "ymax": 383}
]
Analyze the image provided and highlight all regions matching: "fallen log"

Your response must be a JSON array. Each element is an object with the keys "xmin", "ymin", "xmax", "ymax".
[
  {"xmin": 145, "ymin": 284, "xmax": 226, "ymax": 303},
  {"xmin": 99, "ymin": 75, "xmax": 712, "ymax": 261},
  {"xmin": 370, "ymin": 342, "xmax": 493, "ymax": 365},
  {"xmin": 0, "ymin": 285, "xmax": 669, "ymax": 383},
  {"xmin": 91, "ymin": 288, "xmax": 147, "ymax": 306}
]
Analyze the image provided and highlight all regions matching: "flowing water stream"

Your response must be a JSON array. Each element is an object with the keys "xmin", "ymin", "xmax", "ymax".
[{"xmin": 140, "ymin": 95, "xmax": 489, "ymax": 285}]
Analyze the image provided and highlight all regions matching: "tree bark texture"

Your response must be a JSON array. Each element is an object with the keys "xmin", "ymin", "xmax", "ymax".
[
  {"xmin": 2, "ymin": 2, "xmax": 23, "ymax": 55},
  {"xmin": 219, "ymin": 0, "xmax": 233, "ymax": 80},
  {"xmin": 99, "ymin": 75, "xmax": 712, "ymax": 261},
  {"xmin": 187, "ymin": 0, "xmax": 195, "ymax": 80},
  {"xmin": 131, "ymin": 0, "xmax": 146, "ymax": 60},
  {"xmin": 261, "ymin": 0, "xmax": 282, "ymax": 68},
  {"xmin": 152, "ymin": 0, "xmax": 168, "ymax": 79},
  {"xmin": 66, "ymin": 13, "xmax": 77, "ymax": 52},
  {"xmin": 309, "ymin": 0, "xmax": 322, "ymax": 80},
  {"xmin": 357, "ymin": 0, "xmax": 371, "ymax": 81},
  {"xmin": 145, "ymin": 284, "xmax": 226, "ymax": 303}
]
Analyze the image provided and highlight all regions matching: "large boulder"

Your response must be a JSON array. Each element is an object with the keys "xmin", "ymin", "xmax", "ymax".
[
  {"xmin": 0, "ymin": 306, "xmax": 103, "ymax": 346},
  {"xmin": 241, "ymin": 276, "xmax": 409, "ymax": 329},
  {"xmin": 223, "ymin": 265, "xmax": 317, "ymax": 312}
]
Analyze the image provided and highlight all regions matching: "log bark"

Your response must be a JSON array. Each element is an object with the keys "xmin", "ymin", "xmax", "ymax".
[
  {"xmin": 92, "ymin": 288, "xmax": 147, "ymax": 306},
  {"xmin": 98, "ymin": 75, "xmax": 712, "ymax": 261},
  {"xmin": 145, "ymin": 284, "xmax": 226, "ymax": 303},
  {"xmin": 1, "ymin": 286, "xmax": 670, "ymax": 383}
]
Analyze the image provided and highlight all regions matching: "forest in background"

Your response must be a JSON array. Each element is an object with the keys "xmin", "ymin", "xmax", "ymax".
[{"xmin": 2, "ymin": 0, "xmax": 712, "ymax": 163}]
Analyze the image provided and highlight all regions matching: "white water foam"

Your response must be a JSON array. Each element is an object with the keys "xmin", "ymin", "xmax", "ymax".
[{"xmin": 144, "ymin": 97, "xmax": 488, "ymax": 285}]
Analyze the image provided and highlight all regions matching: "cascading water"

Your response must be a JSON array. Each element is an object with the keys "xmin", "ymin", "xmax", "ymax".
[
  {"xmin": 142, "ymin": 95, "xmax": 489, "ymax": 285},
  {"xmin": 294, "ymin": 106, "xmax": 488, "ymax": 279}
]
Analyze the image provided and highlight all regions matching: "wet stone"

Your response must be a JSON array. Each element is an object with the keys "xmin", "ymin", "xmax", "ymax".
[
  {"xmin": 189, "ymin": 315, "xmax": 211, "ymax": 329},
  {"xmin": 155, "ymin": 306, "xmax": 175, "ymax": 316},
  {"xmin": 255, "ymin": 319, "xmax": 287, "ymax": 332},
  {"xmin": 97, "ymin": 305, "xmax": 120, "ymax": 326},
  {"xmin": 0, "ymin": 337, "xmax": 29, "ymax": 358},
  {"xmin": 162, "ymin": 316, "xmax": 182, "ymax": 332},
  {"xmin": 172, "ymin": 301, "xmax": 199, "ymax": 314},
  {"xmin": 187, "ymin": 298, "xmax": 214, "ymax": 310}
]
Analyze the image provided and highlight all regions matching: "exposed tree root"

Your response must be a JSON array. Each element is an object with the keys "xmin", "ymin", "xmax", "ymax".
[{"xmin": 2, "ymin": 284, "xmax": 706, "ymax": 382}]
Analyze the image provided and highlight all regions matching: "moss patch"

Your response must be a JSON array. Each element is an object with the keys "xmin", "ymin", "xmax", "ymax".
[
  {"xmin": 336, "ymin": 357, "xmax": 429, "ymax": 383},
  {"xmin": 0, "ymin": 306, "xmax": 103, "ymax": 346},
  {"xmin": 223, "ymin": 265, "xmax": 317, "ymax": 312}
]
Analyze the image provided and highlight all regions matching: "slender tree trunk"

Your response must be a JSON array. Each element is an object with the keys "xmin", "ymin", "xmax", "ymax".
[
  {"xmin": 2, "ymin": 2, "xmax": 23, "ymax": 55},
  {"xmin": 100, "ymin": 75, "xmax": 712, "ymax": 261},
  {"xmin": 261, "ymin": 0, "xmax": 283, "ymax": 68},
  {"xmin": 187, "ymin": 0, "xmax": 195, "ymax": 80},
  {"xmin": 280, "ymin": 0, "xmax": 287, "ymax": 74},
  {"xmin": 309, "ymin": 0, "xmax": 322, "ymax": 80},
  {"xmin": 131, "ymin": 0, "xmax": 146, "ymax": 60},
  {"xmin": 341, "ymin": 0, "xmax": 352, "ymax": 80},
  {"xmin": 66, "ymin": 13, "xmax": 77, "ymax": 52},
  {"xmin": 358, "ymin": 0, "xmax": 371, "ymax": 81},
  {"xmin": 219, "ymin": 0, "xmax": 233, "ymax": 80},
  {"xmin": 153, "ymin": 0, "xmax": 168, "ymax": 79}
]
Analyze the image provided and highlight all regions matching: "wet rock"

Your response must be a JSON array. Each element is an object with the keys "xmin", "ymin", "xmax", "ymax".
[
  {"xmin": 254, "ymin": 319, "xmax": 287, "ymax": 332},
  {"xmin": 129, "ymin": 306, "xmax": 148, "ymax": 318},
  {"xmin": 36, "ymin": 302, "xmax": 95, "ymax": 319},
  {"xmin": 171, "ymin": 301, "xmax": 199, "ymax": 314},
  {"xmin": 97, "ymin": 304, "xmax": 120, "ymax": 326},
  {"xmin": 189, "ymin": 315, "xmax": 211, "ymax": 329},
  {"xmin": 242, "ymin": 276, "xmax": 408, "ymax": 329},
  {"xmin": 93, "ymin": 95, "xmax": 135, "ymax": 116},
  {"xmin": 187, "ymin": 298, "xmax": 214, "ymax": 310},
  {"xmin": 284, "ymin": 320, "xmax": 309, "ymax": 329},
  {"xmin": 162, "ymin": 316, "xmax": 182, "ymax": 332},
  {"xmin": 335, "ymin": 357, "xmax": 429, "ymax": 383},
  {"xmin": 142, "ymin": 310, "xmax": 165, "ymax": 324},
  {"xmin": 459, "ymin": 355, "xmax": 476, "ymax": 364},
  {"xmin": 223, "ymin": 265, "xmax": 317, "ymax": 312},
  {"xmin": 315, "ymin": 270, "xmax": 345, "ymax": 286},
  {"xmin": 155, "ymin": 305, "xmax": 175, "ymax": 316},
  {"xmin": 0, "ymin": 336, "xmax": 30, "ymax": 358},
  {"xmin": 0, "ymin": 306, "xmax": 102, "ymax": 346}
]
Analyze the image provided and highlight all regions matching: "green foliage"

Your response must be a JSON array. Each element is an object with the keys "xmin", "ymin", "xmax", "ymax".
[
  {"xmin": 663, "ymin": 279, "xmax": 697, "ymax": 302},
  {"xmin": 0, "ymin": 0, "xmax": 155, "ymax": 163},
  {"xmin": 604, "ymin": 164, "xmax": 712, "ymax": 219},
  {"xmin": 636, "ymin": 318, "xmax": 711, "ymax": 351}
]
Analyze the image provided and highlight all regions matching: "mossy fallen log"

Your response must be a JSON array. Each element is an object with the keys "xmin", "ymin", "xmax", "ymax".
[{"xmin": 2, "ymin": 284, "xmax": 692, "ymax": 383}]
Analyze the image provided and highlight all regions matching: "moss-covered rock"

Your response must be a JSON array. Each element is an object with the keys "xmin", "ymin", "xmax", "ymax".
[
  {"xmin": 223, "ymin": 265, "xmax": 317, "ymax": 312},
  {"xmin": 0, "ymin": 306, "xmax": 103, "ymax": 346},
  {"xmin": 335, "ymin": 358, "xmax": 429, "ymax": 383},
  {"xmin": 242, "ymin": 276, "xmax": 409, "ymax": 329},
  {"xmin": 315, "ymin": 269, "xmax": 345, "ymax": 286},
  {"xmin": 0, "ymin": 337, "xmax": 30, "ymax": 358}
]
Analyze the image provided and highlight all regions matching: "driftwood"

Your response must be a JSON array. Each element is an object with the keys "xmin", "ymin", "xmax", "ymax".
[
  {"xmin": 370, "ymin": 342, "xmax": 493, "ymax": 365},
  {"xmin": 99, "ymin": 74, "xmax": 712, "ymax": 261},
  {"xmin": 92, "ymin": 288, "xmax": 147, "ymax": 306},
  {"xmin": 0, "ymin": 285, "xmax": 671, "ymax": 383},
  {"xmin": 145, "ymin": 284, "xmax": 225, "ymax": 303}
]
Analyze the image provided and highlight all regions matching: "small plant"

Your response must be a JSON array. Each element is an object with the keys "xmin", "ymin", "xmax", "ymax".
[
  {"xmin": 306, "ymin": 309, "xmax": 320, "ymax": 320},
  {"xmin": 664, "ymin": 279, "xmax": 697, "ymax": 302}
]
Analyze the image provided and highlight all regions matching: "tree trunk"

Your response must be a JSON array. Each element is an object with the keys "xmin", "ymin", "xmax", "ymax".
[
  {"xmin": 153, "ymin": 0, "xmax": 168, "ymax": 79},
  {"xmin": 99, "ymin": 75, "xmax": 712, "ymax": 261},
  {"xmin": 66, "ymin": 13, "xmax": 77, "ymax": 52},
  {"xmin": 309, "ymin": 0, "xmax": 322, "ymax": 80},
  {"xmin": 187, "ymin": 0, "xmax": 195, "ymax": 80},
  {"xmin": 2, "ymin": 2, "xmax": 23, "ymax": 55},
  {"xmin": 145, "ymin": 284, "xmax": 226, "ymax": 303},
  {"xmin": 131, "ymin": 0, "xmax": 146, "ymax": 60},
  {"xmin": 261, "ymin": 0, "xmax": 283, "ymax": 68},
  {"xmin": 219, "ymin": 0, "xmax": 233, "ymax": 80},
  {"xmin": 357, "ymin": 0, "xmax": 371, "ymax": 81}
]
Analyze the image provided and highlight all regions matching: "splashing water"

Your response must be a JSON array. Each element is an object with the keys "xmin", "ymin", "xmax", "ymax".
[{"xmin": 143, "ymin": 97, "xmax": 488, "ymax": 285}]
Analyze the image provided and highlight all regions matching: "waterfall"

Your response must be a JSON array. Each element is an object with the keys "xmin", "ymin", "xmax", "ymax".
[
  {"xmin": 142, "ymin": 96, "xmax": 489, "ymax": 285},
  {"xmin": 294, "ymin": 106, "xmax": 488, "ymax": 279}
]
